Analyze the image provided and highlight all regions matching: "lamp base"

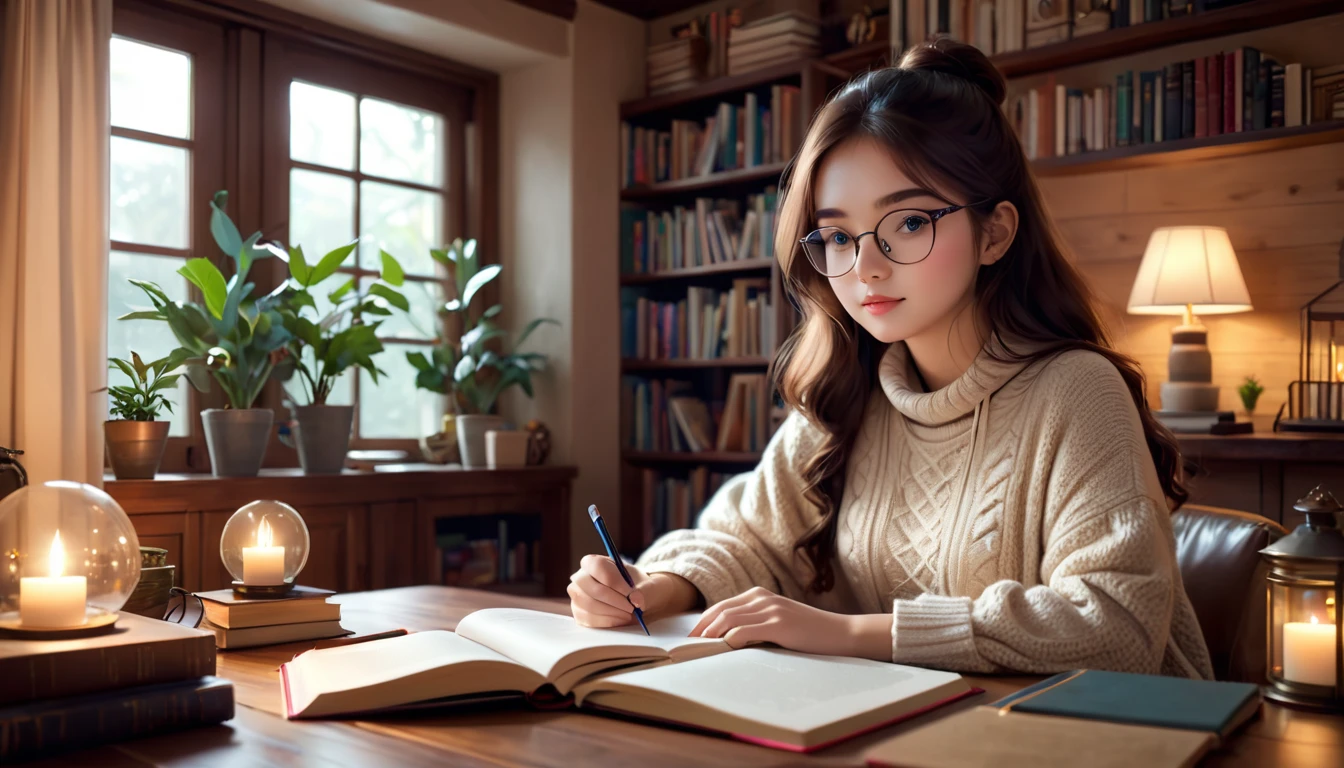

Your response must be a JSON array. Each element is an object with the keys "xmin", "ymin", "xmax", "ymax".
[
  {"xmin": 1160, "ymin": 382, "xmax": 1220, "ymax": 412},
  {"xmin": 231, "ymin": 581, "xmax": 296, "ymax": 599},
  {"xmin": 0, "ymin": 607, "xmax": 119, "ymax": 639}
]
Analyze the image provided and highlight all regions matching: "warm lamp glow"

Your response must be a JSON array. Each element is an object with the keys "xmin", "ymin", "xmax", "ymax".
[
  {"xmin": 1127, "ymin": 226, "xmax": 1253, "ymax": 317},
  {"xmin": 257, "ymin": 518, "xmax": 273, "ymax": 548},
  {"xmin": 1311, "ymin": 614, "xmax": 1320, "ymax": 625},
  {"xmin": 48, "ymin": 530, "xmax": 65, "ymax": 577}
]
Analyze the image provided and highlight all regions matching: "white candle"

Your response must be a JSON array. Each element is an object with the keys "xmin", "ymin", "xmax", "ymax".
[
  {"xmin": 242, "ymin": 518, "xmax": 286, "ymax": 585},
  {"xmin": 1283, "ymin": 615, "xmax": 1338, "ymax": 687},
  {"xmin": 19, "ymin": 531, "xmax": 87, "ymax": 628}
]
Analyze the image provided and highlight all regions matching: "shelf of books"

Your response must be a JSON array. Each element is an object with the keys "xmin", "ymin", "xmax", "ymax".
[{"xmin": 434, "ymin": 514, "xmax": 545, "ymax": 597}]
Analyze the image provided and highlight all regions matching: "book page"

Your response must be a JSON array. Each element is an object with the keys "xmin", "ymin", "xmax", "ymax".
[
  {"xmin": 575, "ymin": 648, "xmax": 965, "ymax": 737},
  {"xmin": 455, "ymin": 609, "xmax": 725, "ymax": 681}
]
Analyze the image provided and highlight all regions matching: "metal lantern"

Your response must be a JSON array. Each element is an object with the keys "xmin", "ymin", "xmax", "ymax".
[
  {"xmin": 1260, "ymin": 485, "xmax": 1344, "ymax": 711},
  {"xmin": 1279, "ymin": 244, "xmax": 1344, "ymax": 432}
]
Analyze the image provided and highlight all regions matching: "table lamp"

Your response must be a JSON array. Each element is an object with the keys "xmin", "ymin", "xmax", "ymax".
[{"xmin": 1127, "ymin": 226, "xmax": 1252, "ymax": 421}]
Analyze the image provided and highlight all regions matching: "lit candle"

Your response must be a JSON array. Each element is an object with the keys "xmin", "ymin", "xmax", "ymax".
[
  {"xmin": 242, "ymin": 518, "xmax": 285, "ymax": 585},
  {"xmin": 19, "ymin": 531, "xmax": 88, "ymax": 628},
  {"xmin": 1283, "ymin": 614, "xmax": 1338, "ymax": 687}
]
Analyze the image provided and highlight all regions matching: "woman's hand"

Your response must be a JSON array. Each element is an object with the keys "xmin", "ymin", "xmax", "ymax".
[
  {"xmin": 689, "ymin": 587, "xmax": 891, "ymax": 659},
  {"xmin": 568, "ymin": 555, "xmax": 699, "ymax": 628}
]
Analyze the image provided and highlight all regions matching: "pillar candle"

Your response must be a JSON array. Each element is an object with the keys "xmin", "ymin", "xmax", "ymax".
[
  {"xmin": 1283, "ymin": 617, "xmax": 1338, "ymax": 687},
  {"xmin": 19, "ymin": 531, "xmax": 87, "ymax": 628},
  {"xmin": 242, "ymin": 518, "xmax": 285, "ymax": 585}
]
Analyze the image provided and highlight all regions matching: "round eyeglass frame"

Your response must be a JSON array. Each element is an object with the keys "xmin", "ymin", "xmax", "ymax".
[{"xmin": 798, "ymin": 202, "xmax": 987, "ymax": 278}]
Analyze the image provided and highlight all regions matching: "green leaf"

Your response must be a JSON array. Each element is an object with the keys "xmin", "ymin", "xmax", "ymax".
[
  {"xmin": 288, "ymin": 289, "xmax": 316, "ymax": 313},
  {"xmin": 178, "ymin": 259, "xmax": 229, "ymax": 319},
  {"xmin": 289, "ymin": 245, "xmax": 311, "ymax": 286},
  {"xmin": 295, "ymin": 318, "xmax": 322, "ymax": 348},
  {"xmin": 429, "ymin": 248, "xmax": 451, "ymax": 268},
  {"xmin": 379, "ymin": 250, "xmax": 405, "ymax": 286},
  {"xmin": 482, "ymin": 304, "xmax": 503, "ymax": 319},
  {"xmin": 406, "ymin": 351, "xmax": 432, "ymax": 372},
  {"xmin": 182, "ymin": 360, "xmax": 212, "ymax": 393},
  {"xmin": 309, "ymin": 241, "xmax": 357, "ymax": 285},
  {"xmin": 128, "ymin": 279, "xmax": 171, "ymax": 305},
  {"xmin": 515, "ymin": 317, "xmax": 559, "ymax": 349},
  {"xmin": 150, "ymin": 374, "xmax": 181, "ymax": 393},
  {"xmin": 461, "ymin": 264, "xmax": 501, "ymax": 311},
  {"xmin": 117, "ymin": 310, "xmax": 164, "ymax": 322},
  {"xmin": 329, "ymin": 276, "xmax": 357, "ymax": 304},
  {"xmin": 368, "ymin": 283, "xmax": 409, "ymax": 312},
  {"xmin": 109, "ymin": 358, "xmax": 137, "ymax": 382},
  {"xmin": 454, "ymin": 354, "xmax": 475, "ymax": 384},
  {"xmin": 130, "ymin": 351, "xmax": 148, "ymax": 382},
  {"xmin": 442, "ymin": 298, "xmax": 462, "ymax": 313},
  {"xmin": 209, "ymin": 191, "xmax": 243, "ymax": 263}
]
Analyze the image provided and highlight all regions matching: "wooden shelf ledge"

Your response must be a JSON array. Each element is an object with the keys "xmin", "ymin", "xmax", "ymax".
[
  {"xmin": 621, "ymin": 357, "xmax": 769, "ymax": 371},
  {"xmin": 619, "ymin": 162, "xmax": 787, "ymax": 201},
  {"xmin": 620, "ymin": 258, "xmax": 774, "ymax": 284},
  {"xmin": 622, "ymin": 450, "xmax": 762, "ymax": 464}
]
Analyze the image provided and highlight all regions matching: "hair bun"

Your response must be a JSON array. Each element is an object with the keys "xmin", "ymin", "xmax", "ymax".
[{"xmin": 897, "ymin": 36, "xmax": 1007, "ymax": 107}]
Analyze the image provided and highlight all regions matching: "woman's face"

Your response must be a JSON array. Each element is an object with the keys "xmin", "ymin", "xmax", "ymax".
[{"xmin": 809, "ymin": 137, "xmax": 981, "ymax": 345}]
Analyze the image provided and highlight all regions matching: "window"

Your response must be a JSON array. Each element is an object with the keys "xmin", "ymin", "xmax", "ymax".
[
  {"xmin": 104, "ymin": 0, "xmax": 493, "ymax": 464},
  {"xmin": 283, "ymin": 81, "xmax": 449, "ymax": 440}
]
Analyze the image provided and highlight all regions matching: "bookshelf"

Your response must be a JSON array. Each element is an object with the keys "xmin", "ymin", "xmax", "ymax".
[{"xmin": 616, "ymin": 0, "xmax": 1344, "ymax": 554}]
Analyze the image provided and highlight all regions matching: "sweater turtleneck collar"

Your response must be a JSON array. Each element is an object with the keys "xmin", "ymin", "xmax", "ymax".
[{"xmin": 878, "ymin": 338, "xmax": 1029, "ymax": 427}]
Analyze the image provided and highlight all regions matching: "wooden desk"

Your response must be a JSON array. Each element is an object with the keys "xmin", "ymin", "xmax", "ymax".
[{"xmin": 29, "ymin": 587, "xmax": 1344, "ymax": 767}]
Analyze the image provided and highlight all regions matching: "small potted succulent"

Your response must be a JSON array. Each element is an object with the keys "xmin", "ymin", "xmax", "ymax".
[
  {"xmin": 122, "ymin": 191, "xmax": 292, "ymax": 477},
  {"xmin": 406, "ymin": 238, "xmax": 556, "ymax": 469},
  {"xmin": 272, "ymin": 245, "xmax": 408, "ymax": 474},
  {"xmin": 1238, "ymin": 375, "xmax": 1265, "ymax": 417},
  {"xmin": 104, "ymin": 349, "xmax": 196, "ymax": 479}
]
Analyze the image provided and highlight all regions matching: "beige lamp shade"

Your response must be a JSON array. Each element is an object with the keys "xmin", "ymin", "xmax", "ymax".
[{"xmin": 1127, "ymin": 226, "xmax": 1253, "ymax": 315}]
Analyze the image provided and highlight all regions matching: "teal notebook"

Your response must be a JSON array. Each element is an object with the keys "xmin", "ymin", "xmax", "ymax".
[{"xmin": 991, "ymin": 669, "xmax": 1261, "ymax": 742}]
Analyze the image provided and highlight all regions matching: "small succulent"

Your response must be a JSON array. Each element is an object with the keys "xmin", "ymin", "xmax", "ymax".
[{"xmin": 1237, "ymin": 376, "xmax": 1265, "ymax": 413}]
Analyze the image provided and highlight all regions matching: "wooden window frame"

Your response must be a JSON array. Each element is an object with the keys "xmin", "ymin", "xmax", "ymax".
[{"xmin": 109, "ymin": 0, "xmax": 499, "ymax": 470}]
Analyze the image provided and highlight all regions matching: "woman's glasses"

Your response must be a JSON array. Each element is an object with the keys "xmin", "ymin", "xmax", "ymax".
[{"xmin": 799, "ymin": 203, "xmax": 980, "ymax": 278}]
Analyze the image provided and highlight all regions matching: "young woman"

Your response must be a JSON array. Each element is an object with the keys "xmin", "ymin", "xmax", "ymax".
[{"xmin": 571, "ymin": 38, "xmax": 1213, "ymax": 679}]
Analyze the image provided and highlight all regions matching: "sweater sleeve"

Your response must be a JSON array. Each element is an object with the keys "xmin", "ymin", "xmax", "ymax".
[
  {"xmin": 891, "ymin": 354, "xmax": 1203, "ymax": 677},
  {"xmin": 635, "ymin": 410, "xmax": 824, "ymax": 606}
]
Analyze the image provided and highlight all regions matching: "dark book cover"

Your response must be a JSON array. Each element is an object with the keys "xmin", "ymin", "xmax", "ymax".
[
  {"xmin": 1145, "ymin": 0, "xmax": 1161, "ymax": 22},
  {"xmin": 1242, "ymin": 47, "xmax": 1259, "ymax": 132},
  {"xmin": 1114, "ymin": 0, "xmax": 1129, "ymax": 28},
  {"xmin": 991, "ymin": 670, "xmax": 1261, "ymax": 742},
  {"xmin": 0, "ymin": 613, "xmax": 216, "ymax": 708},
  {"xmin": 1193, "ymin": 58, "xmax": 1207, "ymax": 138},
  {"xmin": 1254, "ymin": 58, "xmax": 1271, "ymax": 130},
  {"xmin": 1167, "ymin": 0, "xmax": 1192, "ymax": 16},
  {"xmin": 1140, "ymin": 71, "xmax": 1157, "ymax": 144},
  {"xmin": 938, "ymin": 0, "xmax": 950, "ymax": 35},
  {"xmin": 1163, "ymin": 63, "xmax": 1183, "ymax": 140},
  {"xmin": 1223, "ymin": 51, "xmax": 1237, "ymax": 133},
  {"xmin": 1270, "ymin": 60, "xmax": 1285, "ymax": 128},
  {"xmin": 1116, "ymin": 72, "xmax": 1132, "ymax": 146},
  {"xmin": 1182, "ymin": 60, "xmax": 1196, "ymax": 139},
  {"xmin": 1208, "ymin": 53, "xmax": 1223, "ymax": 136},
  {"xmin": 0, "ymin": 676, "xmax": 234, "ymax": 763}
]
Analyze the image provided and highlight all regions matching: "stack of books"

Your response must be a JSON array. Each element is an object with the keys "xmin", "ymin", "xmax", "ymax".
[
  {"xmin": 637, "ymin": 465, "xmax": 732, "ymax": 547},
  {"xmin": 0, "ymin": 614, "xmax": 232, "ymax": 761},
  {"xmin": 620, "ymin": 188, "xmax": 778, "ymax": 275},
  {"xmin": 621, "ymin": 277, "xmax": 775, "ymax": 362},
  {"xmin": 645, "ymin": 36, "xmax": 708, "ymax": 97},
  {"xmin": 1009, "ymin": 52, "xmax": 1341, "ymax": 161},
  {"xmin": 727, "ymin": 12, "xmax": 820, "ymax": 76},
  {"xmin": 197, "ymin": 585, "xmax": 350, "ymax": 649},
  {"xmin": 622, "ymin": 372, "xmax": 770, "ymax": 455}
]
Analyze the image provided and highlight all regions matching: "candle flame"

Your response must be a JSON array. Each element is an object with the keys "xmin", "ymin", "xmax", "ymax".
[
  {"xmin": 48, "ymin": 531, "xmax": 64, "ymax": 578},
  {"xmin": 256, "ymin": 518, "xmax": 273, "ymax": 548},
  {"xmin": 1310, "ymin": 614, "xmax": 1319, "ymax": 625}
]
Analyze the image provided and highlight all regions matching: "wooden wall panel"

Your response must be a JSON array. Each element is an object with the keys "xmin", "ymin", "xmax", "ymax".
[{"xmin": 1039, "ymin": 142, "xmax": 1344, "ymax": 418}]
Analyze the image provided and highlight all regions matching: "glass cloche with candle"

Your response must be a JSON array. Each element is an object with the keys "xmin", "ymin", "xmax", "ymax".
[
  {"xmin": 1261, "ymin": 484, "xmax": 1344, "ymax": 711},
  {"xmin": 0, "ymin": 481, "xmax": 141, "ymax": 635},
  {"xmin": 219, "ymin": 500, "xmax": 309, "ymax": 596}
]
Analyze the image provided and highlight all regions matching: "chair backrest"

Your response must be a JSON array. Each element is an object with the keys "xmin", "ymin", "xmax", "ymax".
[{"xmin": 1172, "ymin": 504, "xmax": 1288, "ymax": 683}]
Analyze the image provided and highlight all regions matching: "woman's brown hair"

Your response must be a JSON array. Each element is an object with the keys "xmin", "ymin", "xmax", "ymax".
[{"xmin": 773, "ymin": 37, "xmax": 1187, "ymax": 594}]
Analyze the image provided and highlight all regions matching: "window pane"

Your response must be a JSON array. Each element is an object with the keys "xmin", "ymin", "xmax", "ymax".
[
  {"xmin": 110, "ymin": 37, "xmax": 191, "ymax": 139},
  {"xmin": 110, "ymin": 137, "xmax": 188, "ymax": 248},
  {"xmin": 360, "ymin": 97, "xmax": 443, "ymax": 186},
  {"xmin": 358, "ymin": 181, "xmax": 442, "ymax": 274},
  {"xmin": 359, "ymin": 343, "xmax": 445, "ymax": 439},
  {"xmin": 293, "ymin": 270, "xmax": 358, "ymax": 334},
  {"xmin": 290, "ymin": 81, "xmax": 355, "ymax": 170},
  {"xmin": 290, "ymin": 169, "xmax": 355, "ymax": 261},
  {"xmin": 376, "ymin": 278, "xmax": 443, "ymax": 341},
  {"xmin": 283, "ymin": 364, "xmax": 353, "ymax": 409},
  {"xmin": 107, "ymin": 252, "xmax": 190, "ymax": 437}
]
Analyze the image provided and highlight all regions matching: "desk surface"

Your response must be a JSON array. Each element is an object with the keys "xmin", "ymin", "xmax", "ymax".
[{"xmin": 29, "ymin": 586, "xmax": 1344, "ymax": 767}]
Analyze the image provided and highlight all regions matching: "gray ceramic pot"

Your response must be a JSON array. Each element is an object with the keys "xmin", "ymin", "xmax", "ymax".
[
  {"xmin": 104, "ymin": 420, "xmax": 170, "ymax": 480},
  {"xmin": 201, "ymin": 408, "xmax": 273, "ymax": 477},
  {"xmin": 288, "ymin": 404, "xmax": 354, "ymax": 475},
  {"xmin": 456, "ymin": 414, "xmax": 505, "ymax": 469}
]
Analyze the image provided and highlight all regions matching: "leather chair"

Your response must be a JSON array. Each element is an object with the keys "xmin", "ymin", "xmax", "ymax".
[{"xmin": 1172, "ymin": 504, "xmax": 1288, "ymax": 682}]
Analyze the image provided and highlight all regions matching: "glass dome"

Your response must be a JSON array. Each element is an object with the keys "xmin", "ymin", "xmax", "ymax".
[
  {"xmin": 219, "ymin": 500, "xmax": 310, "ymax": 586},
  {"xmin": 0, "ymin": 481, "xmax": 141, "ymax": 628}
]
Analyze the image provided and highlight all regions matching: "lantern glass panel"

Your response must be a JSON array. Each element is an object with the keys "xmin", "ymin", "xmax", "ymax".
[{"xmin": 1269, "ymin": 579, "xmax": 1340, "ymax": 689}]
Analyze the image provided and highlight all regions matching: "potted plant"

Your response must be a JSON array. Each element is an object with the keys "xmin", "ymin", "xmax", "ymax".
[
  {"xmin": 104, "ymin": 349, "xmax": 197, "ymax": 480},
  {"xmin": 273, "ymin": 245, "xmax": 408, "ymax": 474},
  {"xmin": 406, "ymin": 238, "xmax": 557, "ymax": 469},
  {"xmin": 122, "ymin": 191, "xmax": 292, "ymax": 477},
  {"xmin": 1238, "ymin": 375, "xmax": 1265, "ymax": 418}
]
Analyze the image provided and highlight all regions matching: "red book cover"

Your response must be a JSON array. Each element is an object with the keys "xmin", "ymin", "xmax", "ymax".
[
  {"xmin": 1223, "ymin": 53, "xmax": 1236, "ymax": 133},
  {"xmin": 1208, "ymin": 54, "xmax": 1223, "ymax": 136},
  {"xmin": 1194, "ymin": 57, "xmax": 1207, "ymax": 138}
]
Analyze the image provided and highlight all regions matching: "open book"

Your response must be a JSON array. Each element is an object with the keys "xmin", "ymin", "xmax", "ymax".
[{"xmin": 281, "ymin": 608, "xmax": 976, "ymax": 752}]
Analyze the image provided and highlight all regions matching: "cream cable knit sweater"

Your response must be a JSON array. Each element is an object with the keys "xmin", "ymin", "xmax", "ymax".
[{"xmin": 637, "ymin": 341, "xmax": 1214, "ymax": 679}]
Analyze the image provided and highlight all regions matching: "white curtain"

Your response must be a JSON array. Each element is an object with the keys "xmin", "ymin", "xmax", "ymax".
[{"xmin": 0, "ymin": 0, "xmax": 111, "ymax": 487}]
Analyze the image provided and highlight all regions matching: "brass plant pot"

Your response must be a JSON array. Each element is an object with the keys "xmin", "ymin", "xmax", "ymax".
[{"xmin": 104, "ymin": 420, "xmax": 170, "ymax": 480}]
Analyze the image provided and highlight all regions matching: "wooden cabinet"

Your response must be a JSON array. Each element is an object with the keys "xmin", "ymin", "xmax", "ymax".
[
  {"xmin": 106, "ymin": 466, "xmax": 577, "ymax": 598},
  {"xmin": 1179, "ymin": 433, "xmax": 1344, "ymax": 526}
]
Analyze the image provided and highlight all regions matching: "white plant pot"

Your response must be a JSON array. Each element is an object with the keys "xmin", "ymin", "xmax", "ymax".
[
  {"xmin": 485, "ymin": 430, "xmax": 529, "ymax": 469},
  {"xmin": 456, "ymin": 414, "xmax": 505, "ymax": 469}
]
